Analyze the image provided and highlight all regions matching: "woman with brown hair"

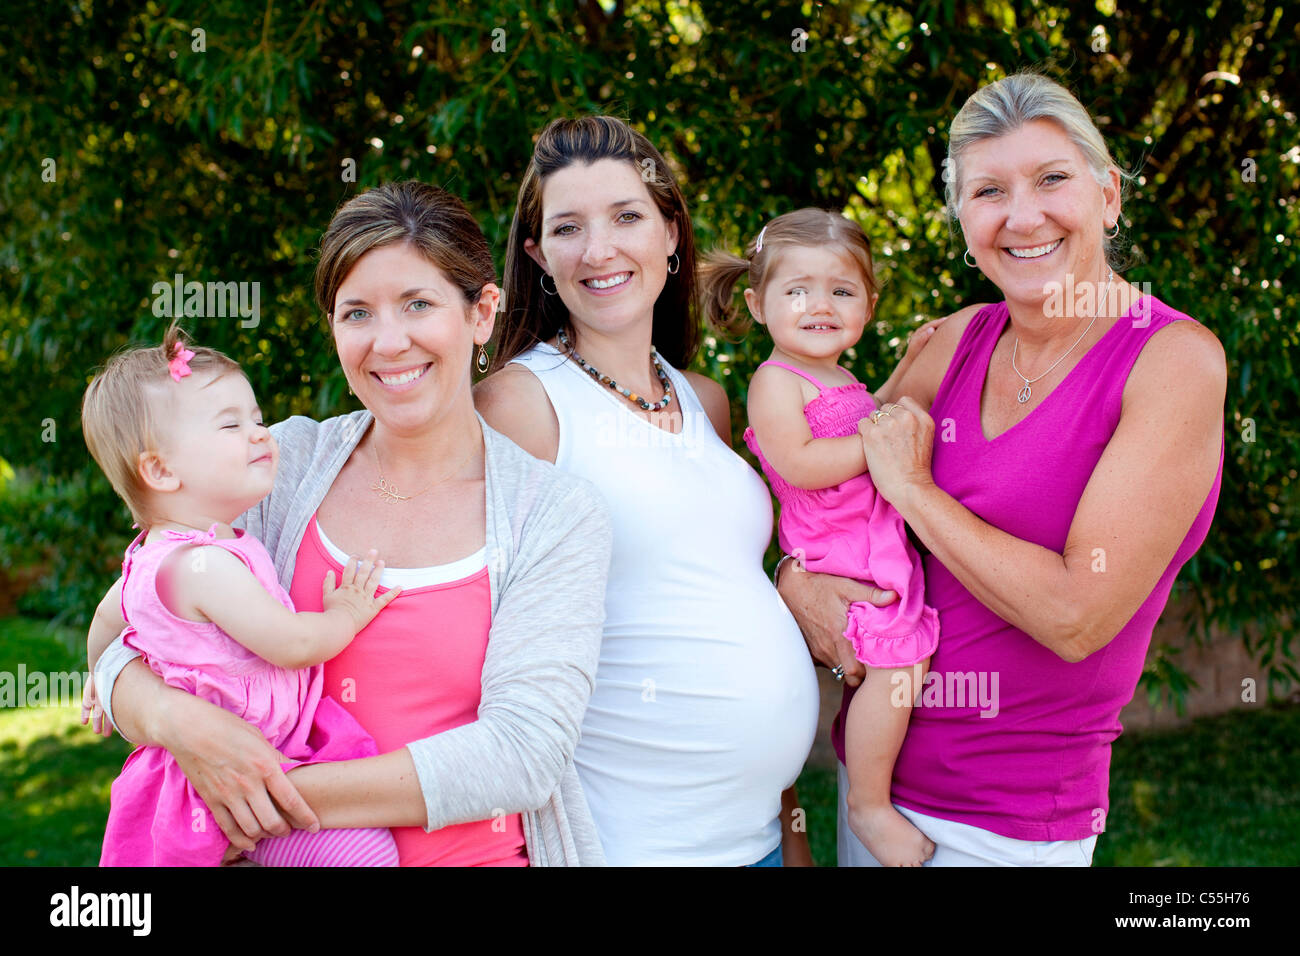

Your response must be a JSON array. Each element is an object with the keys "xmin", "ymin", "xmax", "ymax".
[
  {"xmin": 86, "ymin": 181, "xmax": 613, "ymax": 866},
  {"xmin": 476, "ymin": 116, "xmax": 820, "ymax": 866}
]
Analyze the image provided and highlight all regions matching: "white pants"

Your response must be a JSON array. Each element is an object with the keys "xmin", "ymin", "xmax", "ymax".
[{"xmin": 836, "ymin": 763, "xmax": 1098, "ymax": 867}]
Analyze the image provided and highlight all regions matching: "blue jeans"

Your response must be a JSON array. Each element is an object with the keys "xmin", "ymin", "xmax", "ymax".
[{"xmin": 746, "ymin": 844, "xmax": 783, "ymax": 867}]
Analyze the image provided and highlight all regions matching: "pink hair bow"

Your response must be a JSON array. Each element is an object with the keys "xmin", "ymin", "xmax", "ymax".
[{"xmin": 168, "ymin": 342, "xmax": 195, "ymax": 382}]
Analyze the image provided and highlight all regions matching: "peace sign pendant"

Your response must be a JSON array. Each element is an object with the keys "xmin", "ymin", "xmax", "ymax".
[{"xmin": 1017, "ymin": 383, "xmax": 1032, "ymax": 404}]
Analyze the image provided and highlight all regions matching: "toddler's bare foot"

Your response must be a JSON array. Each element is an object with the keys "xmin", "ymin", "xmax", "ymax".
[{"xmin": 848, "ymin": 803, "xmax": 935, "ymax": 867}]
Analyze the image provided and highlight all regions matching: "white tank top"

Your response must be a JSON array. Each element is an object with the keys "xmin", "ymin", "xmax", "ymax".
[{"xmin": 511, "ymin": 342, "xmax": 819, "ymax": 865}]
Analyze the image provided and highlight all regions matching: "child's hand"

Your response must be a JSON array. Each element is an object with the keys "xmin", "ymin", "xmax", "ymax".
[
  {"xmin": 898, "ymin": 316, "xmax": 947, "ymax": 366},
  {"xmin": 79, "ymin": 672, "xmax": 116, "ymax": 739},
  {"xmin": 321, "ymin": 549, "xmax": 402, "ymax": 634}
]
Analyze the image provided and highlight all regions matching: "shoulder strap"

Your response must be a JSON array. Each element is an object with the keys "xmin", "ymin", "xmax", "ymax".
[{"xmin": 757, "ymin": 360, "xmax": 827, "ymax": 391}]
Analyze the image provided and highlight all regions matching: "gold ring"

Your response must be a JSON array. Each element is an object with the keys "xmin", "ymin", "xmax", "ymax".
[{"xmin": 869, "ymin": 409, "xmax": 884, "ymax": 424}]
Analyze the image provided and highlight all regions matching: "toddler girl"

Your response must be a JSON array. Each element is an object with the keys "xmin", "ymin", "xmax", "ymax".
[
  {"xmin": 82, "ymin": 327, "xmax": 401, "ymax": 866},
  {"xmin": 702, "ymin": 209, "xmax": 941, "ymax": 866}
]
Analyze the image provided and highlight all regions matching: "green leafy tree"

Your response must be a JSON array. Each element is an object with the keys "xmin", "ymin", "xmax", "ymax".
[{"xmin": 1, "ymin": 0, "xmax": 1295, "ymax": 701}]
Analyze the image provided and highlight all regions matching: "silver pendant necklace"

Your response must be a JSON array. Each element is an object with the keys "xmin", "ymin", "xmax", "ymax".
[{"xmin": 1011, "ymin": 267, "xmax": 1114, "ymax": 404}]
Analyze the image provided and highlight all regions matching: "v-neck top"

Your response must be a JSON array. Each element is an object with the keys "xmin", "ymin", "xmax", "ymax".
[{"xmin": 832, "ymin": 296, "xmax": 1224, "ymax": 841}]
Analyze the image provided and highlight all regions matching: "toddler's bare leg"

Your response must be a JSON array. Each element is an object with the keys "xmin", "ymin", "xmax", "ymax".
[{"xmin": 843, "ymin": 660, "xmax": 935, "ymax": 866}]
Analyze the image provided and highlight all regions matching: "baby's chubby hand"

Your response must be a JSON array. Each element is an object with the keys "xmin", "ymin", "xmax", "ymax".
[
  {"xmin": 899, "ymin": 315, "xmax": 947, "ymax": 364},
  {"xmin": 321, "ymin": 549, "xmax": 402, "ymax": 633}
]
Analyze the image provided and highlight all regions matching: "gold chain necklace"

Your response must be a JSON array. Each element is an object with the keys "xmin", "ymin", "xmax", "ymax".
[{"xmin": 370, "ymin": 439, "xmax": 476, "ymax": 503}]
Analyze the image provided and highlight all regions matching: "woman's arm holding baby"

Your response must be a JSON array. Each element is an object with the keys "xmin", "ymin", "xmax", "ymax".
[{"xmin": 83, "ymin": 575, "xmax": 322, "ymax": 848}]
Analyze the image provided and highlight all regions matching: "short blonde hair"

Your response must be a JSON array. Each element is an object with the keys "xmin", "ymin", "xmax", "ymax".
[
  {"xmin": 945, "ymin": 71, "xmax": 1136, "ymax": 265},
  {"xmin": 81, "ymin": 324, "xmax": 242, "ymax": 527}
]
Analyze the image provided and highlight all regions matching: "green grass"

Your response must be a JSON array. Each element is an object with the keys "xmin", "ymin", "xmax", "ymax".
[
  {"xmin": 0, "ymin": 616, "xmax": 133, "ymax": 865},
  {"xmin": 3, "ymin": 614, "xmax": 1296, "ymax": 866},
  {"xmin": 1096, "ymin": 700, "xmax": 1300, "ymax": 866},
  {"xmin": 799, "ymin": 701, "xmax": 1300, "ymax": 867}
]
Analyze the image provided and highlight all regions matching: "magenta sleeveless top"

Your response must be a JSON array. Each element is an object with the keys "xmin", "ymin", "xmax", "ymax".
[{"xmin": 831, "ymin": 296, "xmax": 1223, "ymax": 841}]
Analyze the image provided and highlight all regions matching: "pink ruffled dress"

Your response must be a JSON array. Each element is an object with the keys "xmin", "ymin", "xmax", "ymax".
[
  {"xmin": 744, "ymin": 361, "xmax": 939, "ymax": 667},
  {"xmin": 99, "ymin": 524, "xmax": 394, "ymax": 866}
]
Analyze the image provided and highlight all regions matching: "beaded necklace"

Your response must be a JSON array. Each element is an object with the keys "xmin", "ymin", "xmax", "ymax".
[{"xmin": 557, "ymin": 326, "xmax": 674, "ymax": 412}]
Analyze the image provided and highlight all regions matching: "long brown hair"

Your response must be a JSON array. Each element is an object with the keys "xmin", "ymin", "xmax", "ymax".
[{"xmin": 493, "ymin": 116, "xmax": 700, "ymax": 370}]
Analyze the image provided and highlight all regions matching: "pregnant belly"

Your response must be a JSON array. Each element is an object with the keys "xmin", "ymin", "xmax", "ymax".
[{"xmin": 576, "ymin": 586, "xmax": 820, "ymax": 805}]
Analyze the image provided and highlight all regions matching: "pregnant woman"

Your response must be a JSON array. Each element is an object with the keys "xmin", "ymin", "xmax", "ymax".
[
  {"xmin": 780, "ymin": 71, "xmax": 1226, "ymax": 866},
  {"xmin": 477, "ymin": 115, "xmax": 820, "ymax": 866}
]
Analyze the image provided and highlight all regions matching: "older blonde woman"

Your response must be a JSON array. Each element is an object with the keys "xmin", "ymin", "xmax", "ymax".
[
  {"xmin": 86, "ymin": 182, "xmax": 612, "ymax": 866},
  {"xmin": 779, "ymin": 72, "xmax": 1226, "ymax": 866}
]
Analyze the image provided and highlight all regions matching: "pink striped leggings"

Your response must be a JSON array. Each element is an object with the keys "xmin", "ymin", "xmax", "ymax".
[{"xmin": 244, "ymin": 825, "xmax": 399, "ymax": 867}]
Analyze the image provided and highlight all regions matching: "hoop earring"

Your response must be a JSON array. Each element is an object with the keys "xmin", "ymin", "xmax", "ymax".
[
  {"xmin": 667, "ymin": 252, "xmax": 680, "ymax": 275},
  {"xmin": 963, "ymin": 249, "xmax": 977, "ymax": 268},
  {"xmin": 539, "ymin": 273, "xmax": 558, "ymax": 296},
  {"xmin": 1104, "ymin": 221, "xmax": 1120, "ymax": 239},
  {"xmin": 476, "ymin": 345, "xmax": 489, "ymax": 374}
]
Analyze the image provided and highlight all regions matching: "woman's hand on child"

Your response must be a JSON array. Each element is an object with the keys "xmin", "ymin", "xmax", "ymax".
[
  {"xmin": 777, "ymin": 562, "xmax": 897, "ymax": 687},
  {"xmin": 164, "ymin": 694, "xmax": 319, "ymax": 850},
  {"xmin": 859, "ymin": 396, "xmax": 937, "ymax": 511},
  {"xmin": 322, "ymin": 549, "xmax": 403, "ymax": 633}
]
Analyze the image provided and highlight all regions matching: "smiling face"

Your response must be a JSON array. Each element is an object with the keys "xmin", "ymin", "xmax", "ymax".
[
  {"xmin": 148, "ymin": 370, "xmax": 277, "ymax": 522},
  {"xmin": 957, "ymin": 118, "xmax": 1120, "ymax": 313},
  {"xmin": 745, "ymin": 244, "xmax": 875, "ymax": 363},
  {"xmin": 331, "ymin": 242, "xmax": 495, "ymax": 436},
  {"xmin": 523, "ymin": 157, "xmax": 679, "ymax": 342}
]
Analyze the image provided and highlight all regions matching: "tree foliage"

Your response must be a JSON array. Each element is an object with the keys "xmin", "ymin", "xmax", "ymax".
[{"xmin": 1, "ymin": 0, "xmax": 1296, "ymax": 699}]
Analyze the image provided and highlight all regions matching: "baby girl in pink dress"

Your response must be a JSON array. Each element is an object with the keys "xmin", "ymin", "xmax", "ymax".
[
  {"xmin": 702, "ymin": 209, "xmax": 941, "ymax": 866},
  {"xmin": 82, "ymin": 328, "xmax": 401, "ymax": 866}
]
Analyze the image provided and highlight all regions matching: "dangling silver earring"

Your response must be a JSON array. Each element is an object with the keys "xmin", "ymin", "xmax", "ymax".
[
  {"xmin": 667, "ymin": 253, "xmax": 680, "ymax": 275},
  {"xmin": 539, "ymin": 273, "xmax": 558, "ymax": 295},
  {"xmin": 963, "ymin": 249, "xmax": 977, "ymax": 268},
  {"xmin": 476, "ymin": 345, "xmax": 490, "ymax": 374},
  {"xmin": 1104, "ymin": 221, "xmax": 1120, "ymax": 238}
]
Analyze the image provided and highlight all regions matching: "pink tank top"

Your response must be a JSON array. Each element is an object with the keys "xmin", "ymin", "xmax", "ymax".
[
  {"xmin": 291, "ymin": 515, "xmax": 527, "ymax": 866},
  {"xmin": 833, "ymin": 296, "xmax": 1223, "ymax": 841}
]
